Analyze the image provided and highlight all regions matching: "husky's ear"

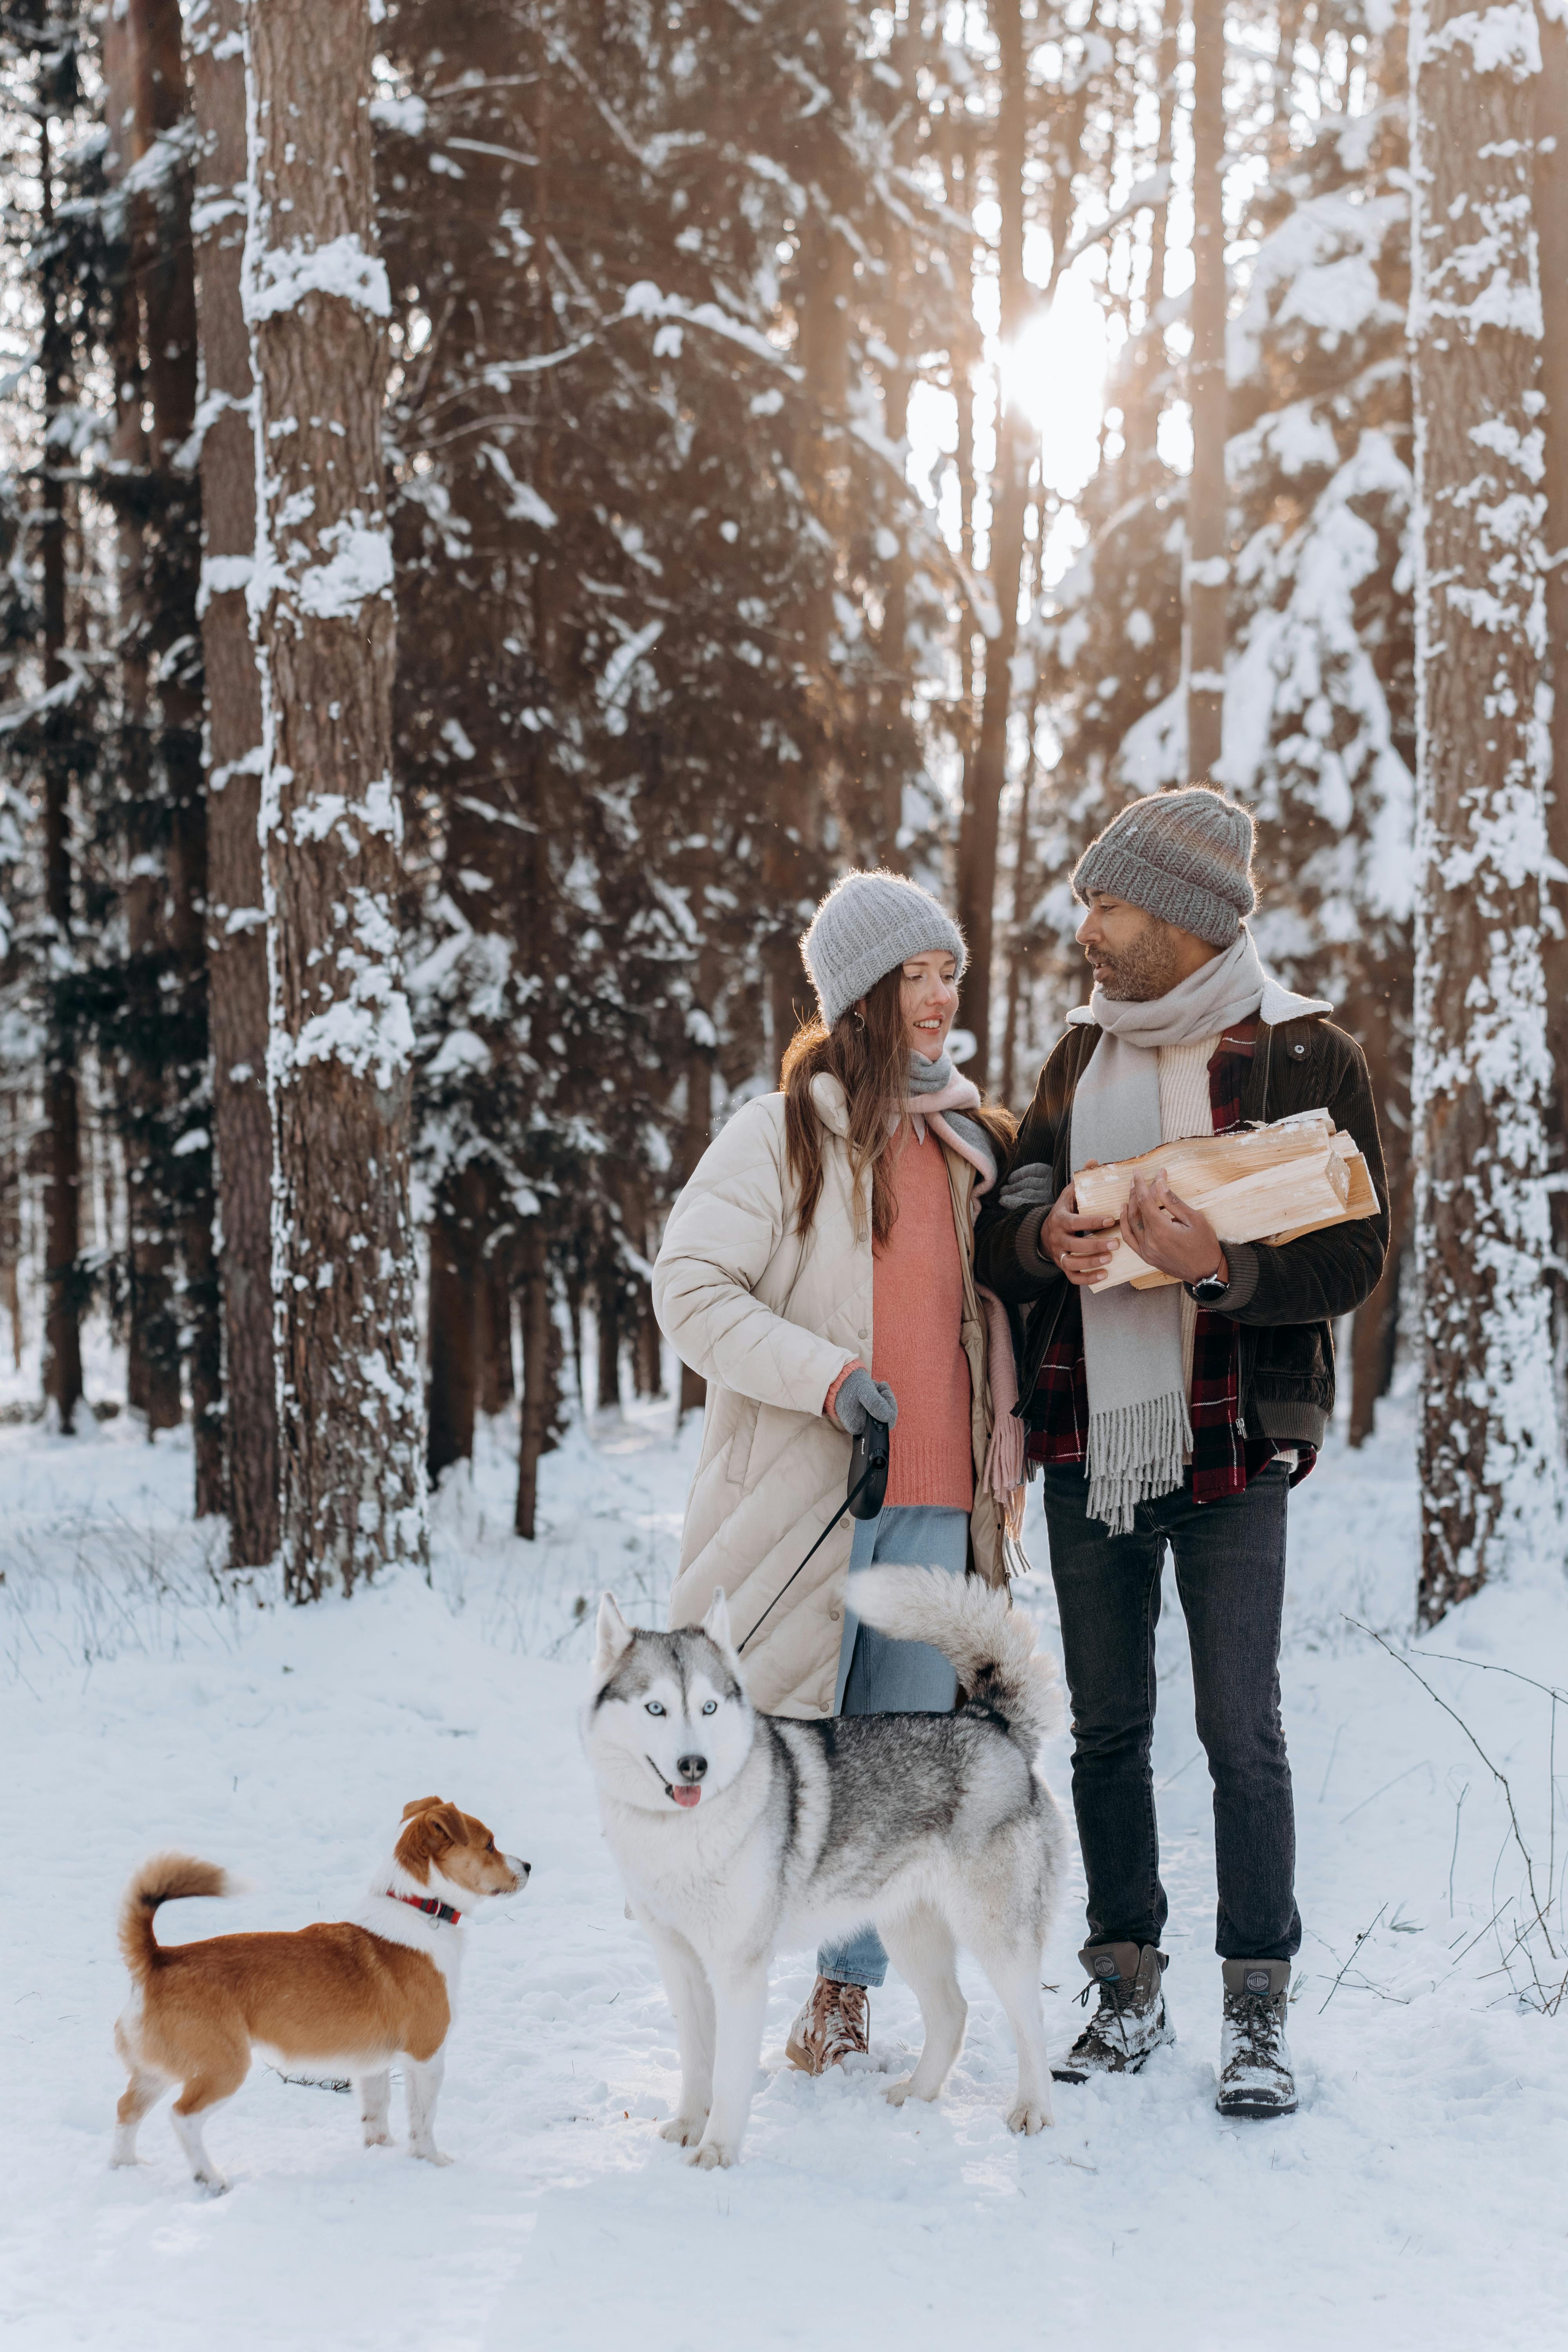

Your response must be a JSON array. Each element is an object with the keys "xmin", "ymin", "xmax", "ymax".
[
  {"xmin": 702, "ymin": 1585, "xmax": 739, "ymax": 1662},
  {"xmin": 593, "ymin": 1592, "xmax": 636, "ymax": 1684}
]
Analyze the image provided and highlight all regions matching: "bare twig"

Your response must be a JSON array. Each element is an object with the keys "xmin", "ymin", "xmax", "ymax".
[
  {"xmin": 1449, "ymin": 1782, "xmax": 1468, "ymax": 1918},
  {"xmin": 1339, "ymin": 1760, "xmax": 1431, "ymax": 1825},
  {"xmin": 1318, "ymin": 1904, "xmax": 1387, "ymax": 2013},
  {"xmin": 1346, "ymin": 1619, "xmax": 1557, "ymax": 1960}
]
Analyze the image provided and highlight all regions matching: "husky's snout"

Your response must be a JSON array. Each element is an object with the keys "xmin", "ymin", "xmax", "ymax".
[{"xmin": 676, "ymin": 1753, "xmax": 708, "ymax": 1783}]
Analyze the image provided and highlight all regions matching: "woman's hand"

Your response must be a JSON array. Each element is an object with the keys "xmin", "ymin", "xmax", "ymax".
[
  {"xmin": 1041, "ymin": 1171, "xmax": 1120, "ymax": 1289},
  {"xmin": 831, "ymin": 1368, "xmax": 898, "ymax": 1437},
  {"xmin": 1120, "ymin": 1171, "xmax": 1228, "ymax": 1287},
  {"xmin": 998, "ymin": 1160, "xmax": 1055, "ymax": 1213}
]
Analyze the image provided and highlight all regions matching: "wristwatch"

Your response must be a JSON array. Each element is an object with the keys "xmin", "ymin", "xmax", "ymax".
[{"xmin": 1188, "ymin": 1263, "xmax": 1230, "ymax": 1304}]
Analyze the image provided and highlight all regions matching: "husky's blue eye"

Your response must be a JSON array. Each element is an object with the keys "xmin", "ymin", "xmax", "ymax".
[
  {"xmin": 645, "ymin": 1700, "xmax": 665, "ymax": 1716},
  {"xmin": 701, "ymin": 1700, "xmax": 718, "ymax": 1715}
]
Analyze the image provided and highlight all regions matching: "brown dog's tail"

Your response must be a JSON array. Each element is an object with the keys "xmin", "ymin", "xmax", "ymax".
[{"xmin": 118, "ymin": 1853, "xmax": 234, "ymax": 1982}]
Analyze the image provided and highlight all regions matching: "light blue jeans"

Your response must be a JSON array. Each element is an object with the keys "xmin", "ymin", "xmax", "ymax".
[{"xmin": 817, "ymin": 1501, "xmax": 969, "ymax": 1989}]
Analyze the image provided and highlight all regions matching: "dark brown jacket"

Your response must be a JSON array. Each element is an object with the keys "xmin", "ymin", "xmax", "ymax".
[{"xmin": 974, "ymin": 1013, "xmax": 1389, "ymax": 1453}]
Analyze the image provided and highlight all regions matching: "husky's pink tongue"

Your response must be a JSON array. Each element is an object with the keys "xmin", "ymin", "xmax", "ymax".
[{"xmin": 671, "ymin": 1786, "xmax": 701, "ymax": 1809}]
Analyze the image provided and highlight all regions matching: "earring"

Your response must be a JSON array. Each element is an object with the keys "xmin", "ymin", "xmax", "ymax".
[{"xmin": 852, "ymin": 1009, "xmax": 866, "ymax": 1030}]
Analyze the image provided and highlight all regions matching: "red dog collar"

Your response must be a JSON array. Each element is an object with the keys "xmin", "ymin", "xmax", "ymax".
[{"xmin": 387, "ymin": 1888, "xmax": 462, "ymax": 1927}]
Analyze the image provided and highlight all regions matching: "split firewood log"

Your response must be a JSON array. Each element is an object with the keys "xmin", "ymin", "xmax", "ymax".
[{"xmin": 1073, "ymin": 1112, "xmax": 1354, "ymax": 1292}]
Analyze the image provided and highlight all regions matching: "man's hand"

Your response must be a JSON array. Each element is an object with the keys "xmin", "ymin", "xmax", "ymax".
[
  {"xmin": 1041, "ymin": 1172, "xmax": 1120, "ymax": 1289},
  {"xmin": 1120, "ymin": 1171, "xmax": 1229, "ymax": 1288}
]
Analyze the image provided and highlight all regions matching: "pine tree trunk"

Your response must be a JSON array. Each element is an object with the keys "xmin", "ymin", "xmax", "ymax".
[
  {"xmin": 477, "ymin": 1254, "xmax": 514, "ymax": 1417},
  {"xmin": 564, "ymin": 1268, "xmax": 586, "ymax": 1417},
  {"xmin": 633, "ymin": 1285, "xmax": 664, "ymax": 1399},
  {"xmin": 514, "ymin": 1221, "xmax": 554, "ymax": 1540},
  {"xmin": 678, "ymin": 1037, "xmax": 710, "ymax": 1416},
  {"xmin": 596, "ymin": 1281, "xmax": 622, "ymax": 1414},
  {"xmin": 38, "ymin": 109, "xmax": 82, "ymax": 1434},
  {"xmin": 1186, "ymin": 0, "xmax": 1228, "ymax": 782},
  {"xmin": 1125, "ymin": 0, "xmax": 1182, "ymax": 473},
  {"xmin": 246, "ymin": 0, "xmax": 426, "ymax": 1600},
  {"xmin": 956, "ymin": 0, "xmax": 1029, "ymax": 1093},
  {"xmin": 101, "ymin": 7, "xmax": 177, "ymax": 1434},
  {"xmin": 1349, "ymin": 1180, "xmax": 1409, "ymax": 1448},
  {"xmin": 0, "ymin": 1100, "xmax": 20, "ymax": 1371},
  {"xmin": 1537, "ymin": 6, "xmax": 1568, "ymax": 1385},
  {"xmin": 1345, "ymin": 981, "xmax": 1412, "ymax": 1448},
  {"xmin": 140, "ymin": 0, "xmax": 221, "ymax": 1505},
  {"xmin": 999, "ymin": 686, "xmax": 1040, "ymax": 1111},
  {"xmin": 1409, "ymin": 0, "xmax": 1560, "ymax": 1619},
  {"xmin": 426, "ymin": 1167, "xmax": 480, "ymax": 1483},
  {"xmin": 191, "ymin": 0, "xmax": 278, "ymax": 1561}
]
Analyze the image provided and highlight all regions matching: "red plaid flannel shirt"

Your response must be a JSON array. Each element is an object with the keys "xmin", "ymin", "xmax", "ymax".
[{"xmin": 1024, "ymin": 1019, "xmax": 1315, "ymax": 1504}]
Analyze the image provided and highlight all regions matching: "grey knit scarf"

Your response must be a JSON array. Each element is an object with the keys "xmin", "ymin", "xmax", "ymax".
[{"xmin": 1071, "ymin": 931, "xmax": 1275, "ymax": 1534}]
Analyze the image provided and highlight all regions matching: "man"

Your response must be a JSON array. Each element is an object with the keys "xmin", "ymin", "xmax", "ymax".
[{"xmin": 975, "ymin": 788, "xmax": 1387, "ymax": 2118}]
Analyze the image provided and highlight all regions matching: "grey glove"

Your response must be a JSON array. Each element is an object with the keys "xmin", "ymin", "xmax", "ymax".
[
  {"xmin": 998, "ymin": 1160, "xmax": 1056, "ymax": 1213},
  {"xmin": 832, "ymin": 1367, "xmax": 898, "ymax": 1437}
]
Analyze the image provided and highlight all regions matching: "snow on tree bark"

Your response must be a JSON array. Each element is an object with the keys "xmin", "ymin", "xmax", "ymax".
[
  {"xmin": 1409, "ymin": 0, "xmax": 1563, "ymax": 1617},
  {"xmin": 243, "ymin": 0, "xmax": 426, "ymax": 1599},
  {"xmin": 1186, "ymin": 0, "xmax": 1229, "ymax": 783},
  {"xmin": 1535, "ymin": 2, "xmax": 1568, "ymax": 1364},
  {"xmin": 191, "ymin": 0, "xmax": 279, "ymax": 1566}
]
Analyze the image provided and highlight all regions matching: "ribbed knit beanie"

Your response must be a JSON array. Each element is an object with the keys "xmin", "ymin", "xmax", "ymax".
[
  {"xmin": 799, "ymin": 870, "xmax": 967, "ymax": 1029},
  {"xmin": 1072, "ymin": 788, "xmax": 1257, "ymax": 947}
]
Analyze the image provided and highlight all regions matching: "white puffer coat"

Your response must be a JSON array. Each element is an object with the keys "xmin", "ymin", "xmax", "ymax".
[{"xmin": 652, "ymin": 1073, "xmax": 1006, "ymax": 1718}]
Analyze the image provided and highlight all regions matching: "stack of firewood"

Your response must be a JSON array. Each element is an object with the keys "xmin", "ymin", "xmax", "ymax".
[{"xmin": 1072, "ymin": 1109, "xmax": 1379, "ymax": 1292}]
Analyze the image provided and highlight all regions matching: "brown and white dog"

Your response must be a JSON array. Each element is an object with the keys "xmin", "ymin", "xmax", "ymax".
[{"xmin": 111, "ymin": 1796, "xmax": 528, "ymax": 2192}]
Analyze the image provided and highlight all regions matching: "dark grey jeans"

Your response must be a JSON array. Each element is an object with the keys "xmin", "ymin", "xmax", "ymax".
[{"xmin": 1040, "ymin": 1459, "xmax": 1301, "ymax": 1963}]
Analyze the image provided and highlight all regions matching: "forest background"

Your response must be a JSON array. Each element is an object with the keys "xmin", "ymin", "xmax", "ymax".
[{"xmin": 1, "ymin": 0, "xmax": 1565, "ymax": 1620}]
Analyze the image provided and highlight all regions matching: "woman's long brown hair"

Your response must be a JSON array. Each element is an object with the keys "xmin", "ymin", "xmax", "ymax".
[{"xmin": 781, "ymin": 967, "xmax": 1015, "ymax": 1248}]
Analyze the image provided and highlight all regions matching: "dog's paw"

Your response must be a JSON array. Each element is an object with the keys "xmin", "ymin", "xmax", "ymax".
[
  {"xmin": 686, "ymin": 2139, "xmax": 736, "ymax": 2170},
  {"xmin": 1005, "ymin": 2099, "xmax": 1053, "ymax": 2135},
  {"xmin": 659, "ymin": 2114, "xmax": 707, "ymax": 2147},
  {"xmin": 362, "ymin": 2128, "xmax": 394, "ymax": 2148},
  {"xmin": 193, "ymin": 2170, "xmax": 229, "ymax": 2197},
  {"xmin": 886, "ymin": 2076, "xmax": 938, "ymax": 2109},
  {"xmin": 411, "ymin": 2145, "xmax": 455, "ymax": 2167}
]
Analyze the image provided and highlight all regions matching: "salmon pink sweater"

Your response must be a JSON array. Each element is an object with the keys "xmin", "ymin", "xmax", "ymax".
[{"xmin": 826, "ymin": 1125, "xmax": 973, "ymax": 1511}]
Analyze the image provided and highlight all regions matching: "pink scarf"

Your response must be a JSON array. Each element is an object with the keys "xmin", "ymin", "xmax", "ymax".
[{"xmin": 898, "ymin": 1073, "xmax": 1025, "ymax": 1524}]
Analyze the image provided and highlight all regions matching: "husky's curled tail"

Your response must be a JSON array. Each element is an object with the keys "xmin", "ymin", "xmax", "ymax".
[
  {"xmin": 846, "ymin": 1566, "xmax": 1063, "ymax": 1749},
  {"xmin": 117, "ymin": 1853, "xmax": 234, "ymax": 1983}
]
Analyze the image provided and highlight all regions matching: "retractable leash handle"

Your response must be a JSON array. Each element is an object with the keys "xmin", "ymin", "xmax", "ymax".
[
  {"xmin": 737, "ymin": 1415, "xmax": 891, "ymax": 1655},
  {"xmin": 847, "ymin": 1415, "xmax": 889, "ymax": 1519}
]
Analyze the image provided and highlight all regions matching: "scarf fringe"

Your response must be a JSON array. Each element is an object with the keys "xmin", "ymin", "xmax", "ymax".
[{"xmin": 1085, "ymin": 1391, "xmax": 1192, "ymax": 1537}]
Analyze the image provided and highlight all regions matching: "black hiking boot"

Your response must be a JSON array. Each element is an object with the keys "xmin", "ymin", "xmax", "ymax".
[
  {"xmin": 1051, "ymin": 1942, "xmax": 1174, "ymax": 2083},
  {"xmin": 1216, "ymin": 1960, "xmax": 1298, "ymax": 2119}
]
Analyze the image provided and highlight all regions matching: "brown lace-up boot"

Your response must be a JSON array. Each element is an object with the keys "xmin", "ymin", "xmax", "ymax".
[
  {"xmin": 1051, "ymin": 1942, "xmax": 1174, "ymax": 2082},
  {"xmin": 786, "ymin": 1976, "xmax": 870, "ymax": 2074}
]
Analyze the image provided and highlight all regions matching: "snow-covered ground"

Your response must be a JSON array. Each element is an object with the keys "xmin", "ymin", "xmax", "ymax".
[{"xmin": 2, "ymin": 1353, "xmax": 1566, "ymax": 2351}]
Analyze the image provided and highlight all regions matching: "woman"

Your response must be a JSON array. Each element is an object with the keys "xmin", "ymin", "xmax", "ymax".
[{"xmin": 652, "ymin": 869, "xmax": 1023, "ymax": 2075}]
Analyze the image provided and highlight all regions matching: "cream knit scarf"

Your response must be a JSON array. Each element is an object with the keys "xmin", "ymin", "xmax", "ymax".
[{"xmin": 1070, "ymin": 930, "xmax": 1317, "ymax": 1533}]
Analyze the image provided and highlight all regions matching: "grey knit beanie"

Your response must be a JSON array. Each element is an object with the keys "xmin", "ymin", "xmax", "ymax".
[
  {"xmin": 800, "ymin": 869, "xmax": 967, "ymax": 1029},
  {"xmin": 1072, "ymin": 788, "xmax": 1257, "ymax": 946}
]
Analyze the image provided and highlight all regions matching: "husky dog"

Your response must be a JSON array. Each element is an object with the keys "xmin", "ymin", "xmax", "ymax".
[{"xmin": 582, "ymin": 1565, "xmax": 1067, "ymax": 2169}]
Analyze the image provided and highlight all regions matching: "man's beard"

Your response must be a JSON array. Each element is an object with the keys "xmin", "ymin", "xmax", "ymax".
[{"xmin": 1091, "ymin": 920, "xmax": 1185, "ymax": 1002}]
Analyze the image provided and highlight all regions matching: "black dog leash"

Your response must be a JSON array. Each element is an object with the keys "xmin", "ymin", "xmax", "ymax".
[{"xmin": 737, "ymin": 1420, "xmax": 889, "ymax": 1655}]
